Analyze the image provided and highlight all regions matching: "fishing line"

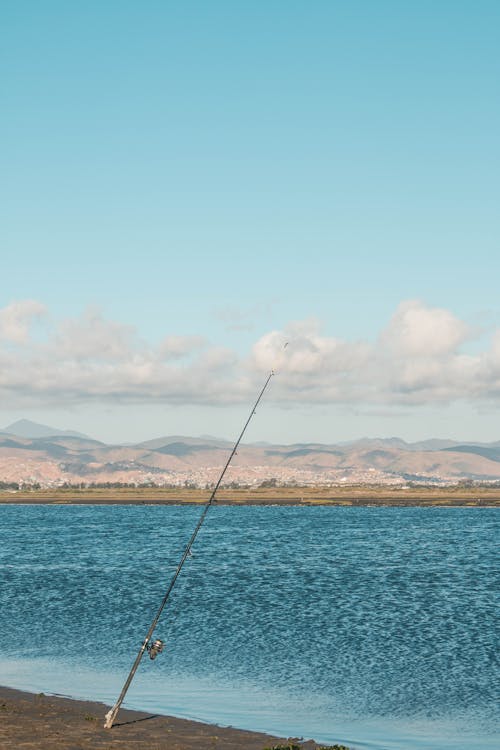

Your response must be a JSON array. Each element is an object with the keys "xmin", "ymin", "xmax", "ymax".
[{"xmin": 104, "ymin": 366, "xmax": 278, "ymax": 728}]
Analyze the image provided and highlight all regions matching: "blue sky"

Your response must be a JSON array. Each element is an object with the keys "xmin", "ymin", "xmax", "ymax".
[{"xmin": 2, "ymin": 1, "xmax": 500, "ymax": 444}]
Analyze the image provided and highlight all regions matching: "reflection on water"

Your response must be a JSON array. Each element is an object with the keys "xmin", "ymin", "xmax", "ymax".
[{"xmin": 0, "ymin": 505, "xmax": 498, "ymax": 749}]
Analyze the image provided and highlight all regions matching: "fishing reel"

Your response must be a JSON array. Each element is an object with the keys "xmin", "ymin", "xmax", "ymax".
[{"xmin": 146, "ymin": 638, "xmax": 165, "ymax": 660}]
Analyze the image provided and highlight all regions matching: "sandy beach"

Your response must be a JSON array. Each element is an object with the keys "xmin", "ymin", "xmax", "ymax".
[{"xmin": 0, "ymin": 685, "xmax": 344, "ymax": 750}]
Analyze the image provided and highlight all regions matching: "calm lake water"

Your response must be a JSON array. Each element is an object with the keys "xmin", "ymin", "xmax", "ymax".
[{"xmin": 0, "ymin": 504, "xmax": 498, "ymax": 749}]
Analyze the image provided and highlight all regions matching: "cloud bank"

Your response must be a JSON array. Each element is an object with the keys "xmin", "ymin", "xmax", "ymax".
[{"xmin": 1, "ymin": 299, "xmax": 499, "ymax": 409}]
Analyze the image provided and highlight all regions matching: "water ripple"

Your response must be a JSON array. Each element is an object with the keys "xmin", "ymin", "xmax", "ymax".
[{"xmin": 0, "ymin": 505, "xmax": 498, "ymax": 749}]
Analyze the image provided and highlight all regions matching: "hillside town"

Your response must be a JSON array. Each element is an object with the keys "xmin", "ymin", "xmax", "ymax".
[{"xmin": 2, "ymin": 421, "xmax": 500, "ymax": 490}]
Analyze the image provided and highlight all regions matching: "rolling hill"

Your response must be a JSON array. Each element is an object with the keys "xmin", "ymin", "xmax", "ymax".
[{"xmin": 1, "ymin": 421, "xmax": 500, "ymax": 487}]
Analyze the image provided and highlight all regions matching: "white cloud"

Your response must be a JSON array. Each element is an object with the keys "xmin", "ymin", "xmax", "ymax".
[
  {"xmin": 0, "ymin": 300, "xmax": 47, "ymax": 343},
  {"xmin": 380, "ymin": 300, "xmax": 471, "ymax": 357},
  {"xmin": 54, "ymin": 308, "xmax": 138, "ymax": 361},
  {"xmin": 158, "ymin": 335, "xmax": 206, "ymax": 360},
  {"xmin": 250, "ymin": 302, "xmax": 496, "ymax": 408},
  {"xmin": 1, "ymin": 299, "xmax": 500, "ymax": 411},
  {"xmin": 251, "ymin": 319, "xmax": 372, "ymax": 401}
]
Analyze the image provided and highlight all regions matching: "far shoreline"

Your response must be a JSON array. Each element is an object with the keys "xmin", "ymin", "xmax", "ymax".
[{"xmin": 0, "ymin": 485, "xmax": 499, "ymax": 506}]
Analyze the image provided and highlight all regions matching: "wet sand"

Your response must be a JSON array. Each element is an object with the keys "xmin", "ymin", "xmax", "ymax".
[{"xmin": 0, "ymin": 685, "xmax": 328, "ymax": 750}]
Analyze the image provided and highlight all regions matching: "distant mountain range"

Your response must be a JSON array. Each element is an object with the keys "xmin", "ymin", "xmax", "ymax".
[
  {"xmin": 2, "ymin": 419, "xmax": 90, "ymax": 440},
  {"xmin": 1, "ymin": 419, "xmax": 500, "ymax": 488}
]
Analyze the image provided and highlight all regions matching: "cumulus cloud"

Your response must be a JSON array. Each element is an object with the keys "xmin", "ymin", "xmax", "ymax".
[
  {"xmin": 54, "ymin": 308, "xmax": 138, "ymax": 361},
  {"xmin": 158, "ymin": 335, "xmax": 206, "ymax": 360},
  {"xmin": 249, "ymin": 302, "xmax": 496, "ymax": 407},
  {"xmin": 0, "ymin": 300, "xmax": 47, "ymax": 343},
  {"xmin": 1, "ymin": 298, "xmax": 500, "ymax": 410},
  {"xmin": 380, "ymin": 300, "xmax": 471, "ymax": 356},
  {"xmin": 0, "ymin": 302, "xmax": 245, "ymax": 407},
  {"xmin": 253, "ymin": 318, "xmax": 370, "ymax": 375}
]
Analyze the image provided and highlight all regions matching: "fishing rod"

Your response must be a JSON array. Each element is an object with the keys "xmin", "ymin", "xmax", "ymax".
[{"xmin": 104, "ymin": 369, "xmax": 275, "ymax": 729}]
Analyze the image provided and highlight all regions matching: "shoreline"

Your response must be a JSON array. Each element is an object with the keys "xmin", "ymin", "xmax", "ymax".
[
  {"xmin": 0, "ymin": 684, "xmax": 332, "ymax": 750},
  {"xmin": 1, "ymin": 485, "xmax": 500, "ymax": 506}
]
